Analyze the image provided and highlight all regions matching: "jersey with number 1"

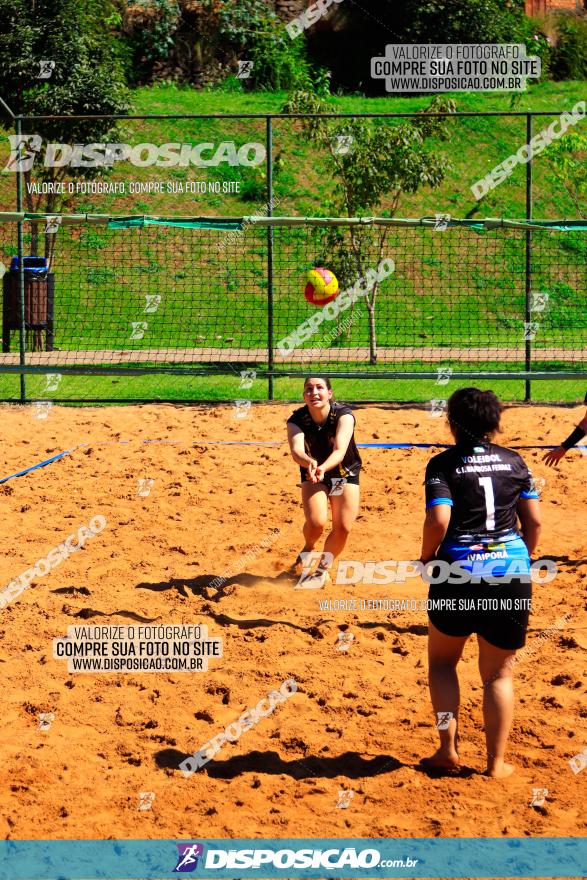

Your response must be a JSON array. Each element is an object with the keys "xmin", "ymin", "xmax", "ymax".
[{"xmin": 424, "ymin": 442, "xmax": 539, "ymax": 572}]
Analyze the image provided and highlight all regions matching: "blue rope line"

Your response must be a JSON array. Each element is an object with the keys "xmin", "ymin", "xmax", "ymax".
[
  {"xmin": 0, "ymin": 449, "xmax": 73, "ymax": 485},
  {"xmin": 1, "ymin": 442, "xmax": 584, "ymax": 486}
]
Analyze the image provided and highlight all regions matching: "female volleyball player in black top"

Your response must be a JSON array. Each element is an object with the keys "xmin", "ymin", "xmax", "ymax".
[
  {"xmin": 286, "ymin": 377, "xmax": 362, "ymax": 589},
  {"xmin": 543, "ymin": 391, "xmax": 587, "ymax": 467},
  {"xmin": 419, "ymin": 388, "xmax": 541, "ymax": 778}
]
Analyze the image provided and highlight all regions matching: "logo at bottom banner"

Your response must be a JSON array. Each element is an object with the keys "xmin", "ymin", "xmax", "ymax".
[{"xmin": 174, "ymin": 843, "xmax": 205, "ymax": 872}]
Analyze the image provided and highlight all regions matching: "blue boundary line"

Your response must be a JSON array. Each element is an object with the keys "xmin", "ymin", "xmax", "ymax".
[
  {"xmin": 0, "ymin": 449, "xmax": 73, "ymax": 485},
  {"xmin": 1, "ymin": 442, "xmax": 585, "ymax": 487}
]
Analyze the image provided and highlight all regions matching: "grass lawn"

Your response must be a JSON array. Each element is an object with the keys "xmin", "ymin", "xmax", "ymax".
[{"xmin": 3, "ymin": 372, "xmax": 585, "ymax": 406}]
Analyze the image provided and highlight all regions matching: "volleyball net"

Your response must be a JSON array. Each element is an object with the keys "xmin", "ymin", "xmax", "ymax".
[{"xmin": 0, "ymin": 214, "xmax": 585, "ymax": 402}]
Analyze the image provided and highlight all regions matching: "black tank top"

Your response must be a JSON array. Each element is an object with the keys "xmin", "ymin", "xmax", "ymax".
[{"xmin": 287, "ymin": 402, "xmax": 362, "ymax": 480}]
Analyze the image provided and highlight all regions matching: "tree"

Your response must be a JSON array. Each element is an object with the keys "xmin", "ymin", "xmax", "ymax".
[
  {"xmin": 388, "ymin": 0, "xmax": 526, "ymax": 44},
  {"xmin": 216, "ymin": 0, "xmax": 311, "ymax": 91},
  {"xmin": 282, "ymin": 89, "xmax": 455, "ymax": 363},
  {"xmin": 121, "ymin": 0, "xmax": 181, "ymax": 84},
  {"xmin": 0, "ymin": 0, "xmax": 130, "ymax": 256}
]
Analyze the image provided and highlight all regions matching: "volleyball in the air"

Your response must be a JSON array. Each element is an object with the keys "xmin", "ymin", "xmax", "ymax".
[{"xmin": 304, "ymin": 267, "xmax": 339, "ymax": 307}]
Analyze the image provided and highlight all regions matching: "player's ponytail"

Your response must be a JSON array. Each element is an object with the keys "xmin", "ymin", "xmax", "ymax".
[{"xmin": 447, "ymin": 387, "xmax": 502, "ymax": 444}]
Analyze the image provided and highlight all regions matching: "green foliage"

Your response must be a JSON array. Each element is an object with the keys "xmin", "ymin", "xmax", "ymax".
[
  {"xmin": 511, "ymin": 16, "xmax": 552, "ymax": 79},
  {"xmin": 217, "ymin": 0, "xmax": 311, "ymax": 91},
  {"xmin": 239, "ymin": 172, "xmax": 267, "ymax": 203},
  {"xmin": 0, "ymin": 0, "xmax": 129, "ymax": 224},
  {"xmin": 332, "ymin": 0, "xmax": 560, "ymax": 91},
  {"xmin": 546, "ymin": 281, "xmax": 587, "ymax": 329},
  {"xmin": 392, "ymin": 0, "xmax": 527, "ymax": 44},
  {"xmin": 543, "ymin": 132, "xmax": 587, "ymax": 218},
  {"xmin": 210, "ymin": 74, "xmax": 244, "ymax": 93},
  {"xmin": 387, "ymin": 0, "xmax": 554, "ymax": 80},
  {"xmin": 123, "ymin": 0, "xmax": 181, "ymax": 80},
  {"xmin": 87, "ymin": 267, "xmax": 117, "ymax": 283},
  {"xmin": 216, "ymin": 0, "xmax": 269, "ymax": 46},
  {"xmin": 0, "ymin": 0, "xmax": 130, "ymax": 121},
  {"xmin": 79, "ymin": 230, "xmax": 109, "ymax": 249},
  {"xmin": 550, "ymin": 13, "xmax": 587, "ymax": 81}
]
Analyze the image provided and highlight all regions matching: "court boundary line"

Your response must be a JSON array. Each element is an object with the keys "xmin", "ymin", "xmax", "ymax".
[{"xmin": 2, "ymin": 441, "xmax": 585, "ymax": 487}]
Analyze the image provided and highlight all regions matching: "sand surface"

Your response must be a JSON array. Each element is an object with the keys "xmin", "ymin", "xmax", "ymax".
[{"xmin": 0, "ymin": 401, "xmax": 585, "ymax": 854}]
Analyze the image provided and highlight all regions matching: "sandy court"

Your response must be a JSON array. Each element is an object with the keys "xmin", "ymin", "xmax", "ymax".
[{"xmin": 0, "ymin": 401, "xmax": 585, "ymax": 857}]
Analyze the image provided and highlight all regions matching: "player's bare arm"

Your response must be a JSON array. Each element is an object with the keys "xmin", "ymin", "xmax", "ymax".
[
  {"xmin": 313, "ymin": 414, "xmax": 354, "ymax": 482},
  {"xmin": 420, "ymin": 504, "xmax": 451, "ymax": 564},
  {"xmin": 287, "ymin": 422, "xmax": 317, "ymax": 478},
  {"xmin": 543, "ymin": 407, "xmax": 587, "ymax": 467},
  {"xmin": 516, "ymin": 497, "xmax": 541, "ymax": 557}
]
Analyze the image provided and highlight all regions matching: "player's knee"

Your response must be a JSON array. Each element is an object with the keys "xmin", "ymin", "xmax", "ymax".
[
  {"xmin": 481, "ymin": 662, "xmax": 514, "ymax": 686},
  {"xmin": 429, "ymin": 655, "xmax": 460, "ymax": 672},
  {"xmin": 307, "ymin": 518, "xmax": 326, "ymax": 534}
]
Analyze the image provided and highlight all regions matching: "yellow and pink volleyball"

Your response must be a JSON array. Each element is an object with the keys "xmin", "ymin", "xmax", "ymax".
[{"xmin": 304, "ymin": 267, "xmax": 339, "ymax": 307}]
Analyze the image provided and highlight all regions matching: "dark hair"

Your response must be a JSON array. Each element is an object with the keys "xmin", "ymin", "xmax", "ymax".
[
  {"xmin": 447, "ymin": 387, "xmax": 502, "ymax": 444},
  {"xmin": 303, "ymin": 376, "xmax": 332, "ymax": 390}
]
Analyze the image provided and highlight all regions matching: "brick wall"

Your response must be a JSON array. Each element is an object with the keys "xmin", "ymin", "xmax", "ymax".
[
  {"xmin": 548, "ymin": 0, "xmax": 584, "ymax": 8},
  {"xmin": 525, "ymin": 0, "xmax": 584, "ymax": 13}
]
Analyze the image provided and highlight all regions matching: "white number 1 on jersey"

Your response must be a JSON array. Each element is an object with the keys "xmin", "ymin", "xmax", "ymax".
[{"xmin": 478, "ymin": 476, "xmax": 495, "ymax": 530}]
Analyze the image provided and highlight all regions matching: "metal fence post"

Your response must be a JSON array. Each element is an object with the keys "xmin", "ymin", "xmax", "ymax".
[
  {"xmin": 15, "ymin": 116, "xmax": 27, "ymax": 403},
  {"xmin": 524, "ymin": 113, "xmax": 533, "ymax": 403},
  {"xmin": 266, "ymin": 116, "xmax": 274, "ymax": 401}
]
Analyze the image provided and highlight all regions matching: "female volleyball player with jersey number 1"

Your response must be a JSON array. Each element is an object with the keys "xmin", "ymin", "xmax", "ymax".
[{"xmin": 419, "ymin": 388, "xmax": 541, "ymax": 778}]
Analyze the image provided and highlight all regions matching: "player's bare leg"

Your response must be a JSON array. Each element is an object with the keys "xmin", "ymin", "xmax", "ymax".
[
  {"xmin": 478, "ymin": 635, "xmax": 516, "ymax": 778},
  {"xmin": 292, "ymin": 482, "xmax": 328, "ymax": 572},
  {"xmin": 312, "ymin": 483, "xmax": 360, "ymax": 582},
  {"xmin": 422, "ymin": 622, "xmax": 467, "ymax": 770},
  {"xmin": 297, "ymin": 483, "xmax": 359, "ymax": 588}
]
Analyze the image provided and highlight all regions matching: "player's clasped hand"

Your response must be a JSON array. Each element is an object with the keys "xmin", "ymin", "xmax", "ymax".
[
  {"xmin": 307, "ymin": 459, "xmax": 319, "ymax": 481},
  {"xmin": 542, "ymin": 446, "xmax": 567, "ymax": 468},
  {"xmin": 313, "ymin": 465, "xmax": 326, "ymax": 483}
]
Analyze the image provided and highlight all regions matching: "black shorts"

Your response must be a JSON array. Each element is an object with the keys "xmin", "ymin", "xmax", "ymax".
[
  {"xmin": 299, "ymin": 472, "xmax": 360, "ymax": 492},
  {"xmin": 427, "ymin": 578, "xmax": 532, "ymax": 650}
]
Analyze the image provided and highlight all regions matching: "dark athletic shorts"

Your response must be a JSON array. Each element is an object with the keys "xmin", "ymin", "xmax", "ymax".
[
  {"xmin": 427, "ymin": 578, "xmax": 532, "ymax": 650},
  {"xmin": 299, "ymin": 472, "xmax": 360, "ymax": 492}
]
